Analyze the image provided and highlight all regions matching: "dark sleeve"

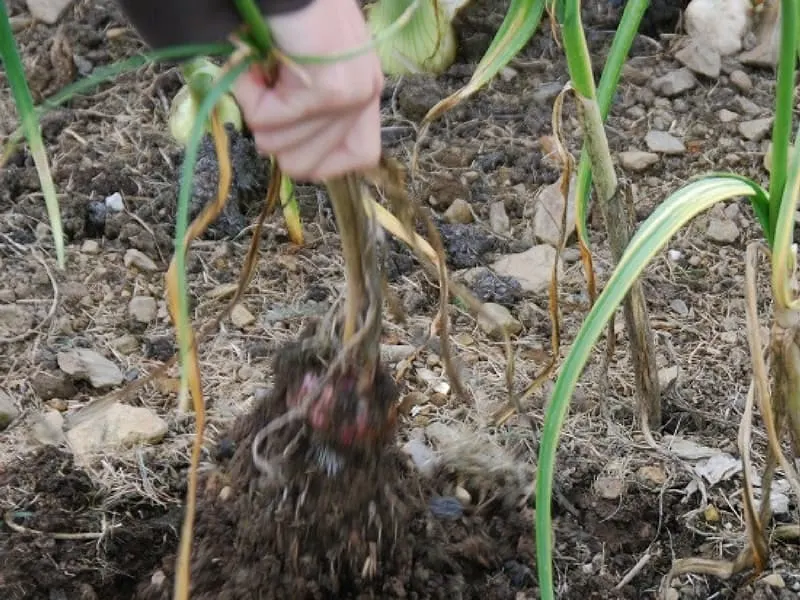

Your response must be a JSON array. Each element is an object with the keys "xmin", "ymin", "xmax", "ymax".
[{"xmin": 117, "ymin": 0, "xmax": 316, "ymax": 49}]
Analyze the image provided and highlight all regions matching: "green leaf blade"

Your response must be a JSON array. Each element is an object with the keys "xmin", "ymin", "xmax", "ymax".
[
  {"xmin": 534, "ymin": 175, "xmax": 766, "ymax": 600},
  {"xmin": 0, "ymin": 0, "xmax": 65, "ymax": 267}
]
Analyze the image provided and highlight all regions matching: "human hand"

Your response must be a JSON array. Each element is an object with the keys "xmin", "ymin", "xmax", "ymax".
[{"xmin": 232, "ymin": 0, "xmax": 384, "ymax": 182}]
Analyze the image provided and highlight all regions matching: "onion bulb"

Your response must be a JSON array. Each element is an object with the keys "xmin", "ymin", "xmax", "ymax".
[
  {"xmin": 366, "ymin": 0, "xmax": 470, "ymax": 76},
  {"xmin": 168, "ymin": 58, "xmax": 243, "ymax": 147}
]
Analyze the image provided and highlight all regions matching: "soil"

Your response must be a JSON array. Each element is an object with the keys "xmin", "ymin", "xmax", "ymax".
[{"xmin": 1, "ymin": 0, "xmax": 799, "ymax": 599}]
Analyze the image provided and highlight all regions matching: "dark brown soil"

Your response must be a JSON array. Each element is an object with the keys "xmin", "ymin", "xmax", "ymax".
[{"xmin": 2, "ymin": 0, "xmax": 800, "ymax": 599}]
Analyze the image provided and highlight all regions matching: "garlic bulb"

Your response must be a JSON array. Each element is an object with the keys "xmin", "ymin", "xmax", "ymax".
[
  {"xmin": 168, "ymin": 58, "xmax": 243, "ymax": 147},
  {"xmin": 366, "ymin": 0, "xmax": 467, "ymax": 76}
]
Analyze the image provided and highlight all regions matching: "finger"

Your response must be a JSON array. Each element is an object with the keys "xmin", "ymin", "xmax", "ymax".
[
  {"xmin": 271, "ymin": 116, "xmax": 358, "ymax": 181},
  {"xmin": 311, "ymin": 102, "xmax": 382, "ymax": 178},
  {"xmin": 250, "ymin": 116, "xmax": 332, "ymax": 156},
  {"xmin": 234, "ymin": 66, "xmax": 378, "ymax": 131}
]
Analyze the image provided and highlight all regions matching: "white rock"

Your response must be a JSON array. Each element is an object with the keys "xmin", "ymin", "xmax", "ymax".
[
  {"xmin": 651, "ymin": 68, "xmax": 697, "ymax": 97},
  {"xmin": 477, "ymin": 303, "xmax": 522, "ymax": 340},
  {"xmin": 533, "ymin": 176, "xmax": 578, "ymax": 247},
  {"xmin": 674, "ymin": 38, "xmax": 721, "ymax": 78},
  {"xmin": 30, "ymin": 409, "xmax": 66, "ymax": 446},
  {"xmin": 230, "ymin": 303, "xmax": 256, "ymax": 328},
  {"xmin": 706, "ymin": 218, "xmax": 740, "ymax": 243},
  {"xmin": 619, "ymin": 150, "xmax": 659, "ymax": 172},
  {"xmin": 128, "ymin": 296, "xmax": 157, "ymax": 323},
  {"xmin": 66, "ymin": 402, "xmax": 168, "ymax": 462},
  {"xmin": 684, "ymin": 0, "xmax": 751, "ymax": 56},
  {"xmin": 488, "ymin": 201, "xmax": 510, "ymax": 235},
  {"xmin": 718, "ymin": 109, "xmax": 739, "ymax": 123},
  {"xmin": 26, "ymin": 0, "xmax": 74, "ymax": 24},
  {"xmin": 658, "ymin": 366, "xmax": 679, "ymax": 389},
  {"xmin": 81, "ymin": 239, "xmax": 100, "ymax": 254},
  {"xmin": 762, "ymin": 573, "xmax": 785, "ymax": 588},
  {"xmin": 57, "ymin": 348, "xmax": 124, "ymax": 388},
  {"xmin": 492, "ymin": 245, "xmax": 563, "ymax": 294},
  {"xmin": 124, "ymin": 249, "xmax": 159, "ymax": 272},
  {"xmin": 105, "ymin": 192, "xmax": 124, "ymax": 212},
  {"xmin": 739, "ymin": 117, "xmax": 773, "ymax": 142},
  {"xmin": 645, "ymin": 130, "xmax": 686, "ymax": 155},
  {"xmin": 443, "ymin": 198, "xmax": 473, "ymax": 224},
  {"xmin": 454, "ymin": 486, "xmax": 472, "ymax": 505},
  {"xmin": 402, "ymin": 438, "xmax": 437, "ymax": 477},
  {"xmin": 0, "ymin": 392, "xmax": 19, "ymax": 430},
  {"xmin": 667, "ymin": 249, "xmax": 683, "ymax": 262}
]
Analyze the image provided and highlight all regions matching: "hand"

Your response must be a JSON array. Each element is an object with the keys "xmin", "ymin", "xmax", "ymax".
[{"xmin": 232, "ymin": 0, "xmax": 384, "ymax": 182}]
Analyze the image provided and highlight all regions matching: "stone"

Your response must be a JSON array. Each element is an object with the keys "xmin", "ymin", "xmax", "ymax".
[
  {"xmin": 31, "ymin": 409, "xmax": 66, "ymax": 446},
  {"xmin": 0, "ymin": 303, "xmax": 33, "ymax": 338},
  {"xmin": 128, "ymin": 296, "xmax": 157, "ymax": 324},
  {"xmin": 674, "ymin": 39, "xmax": 721, "ymax": 78},
  {"xmin": 488, "ymin": 201, "xmax": 510, "ymax": 235},
  {"xmin": 762, "ymin": 573, "xmax": 785, "ymax": 588},
  {"xmin": 66, "ymin": 402, "xmax": 168, "ymax": 462},
  {"xmin": 31, "ymin": 372, "xmax": 77, "ymax": 400},
  {"xmin": 57, "ymin": 348, "xmax": 124, "ymax": 388},
  {"xmin": 111, "ymin": 334, "xmax": 140, "ymax": 354},
  {"xmin": 684, "ymin": 0, "xmax": 751, "ymax": 56},
  {"xmin": 477, "ymin": 303, "xmax": 522, "ymax": 340},
  {"xmin": 670, "ymin": 299, "xmax": 689, "ymax": 317},
  {"xmin": 533, "ymin": 176, "xmax": 578, "ymax": 246},
  {"xmin": 645, "ymin": 130, "xmax": 686, "ymax": 154},
  {"xmin": 105, "ymin": 192, "xmax": 124, "ymax": 212},
  {"xmin": 622, "ymin": 63, "xmax": 652, "ymax": 85},
  {"xmin": 718, "ymin": 109, "xmax": 739, "ymax": 123},
  {"xmin": 651, "ymin": 68, "xmax": 697, "ymax": 97},
  {"xmin": 706, "ymin": 218, "xmax": 740, "ymax": 243},
  {"xmin": 729, "ymin": 69, "xmax": 752, "ymax": 92},
  {"xmin": 81, "ymin": 239, "xmax": 100, "ymax": 254},
  {"xmin": 443, "ymin": 198, "xmax": 473, "ymax": 224},
  {"xmin": 594, "ymin": 476, "xmax": 625, "ymax": 500},
  {"xmin": 380, "ymin": 344, "xmax": 417, "ymax": 363},
  {"xmin": 231, "ymin": 303, "xmax": 256, "ymax": 328},
  {"xmin": 619, "ymin": 150, "xmax": 659, "ymax": 172},
  {"xmin": 734, "ymin": 95, "xmax": 761, "ymax": 116},
  {"xmin": 0, "ymin": 392, "xmax": 19, "ymax": 430},
  {"xmin": 124, "ymin": 249, "xmax": 159, "ymax": 272},
  {"xmin": 739, "ymin": 118, "xmax": 773, "ymax": 142},
  {"xmin": 658, "ymin": 365, "xmax": 678, "ymax": 390},
  {"xmin": 454, "ymin": 486, "xmax": 472, "ymax": 506},
  {"xmin": 26, "ymin": 0, "xmax": 74, "ymax": 24},
  {"xmin": 491, "ymin": 245, "xmax": 564, "ymax": 294}
]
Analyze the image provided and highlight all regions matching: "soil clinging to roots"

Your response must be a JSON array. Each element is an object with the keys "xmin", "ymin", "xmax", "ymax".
[{"xmin": 133, "ymin": 330, "xmax": 537, "ymax": 600}]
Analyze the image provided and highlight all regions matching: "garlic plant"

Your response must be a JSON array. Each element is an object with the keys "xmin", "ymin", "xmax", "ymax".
[{"xmin": 365, "ymin": 0, "xmax": 470, "ymax": 75}]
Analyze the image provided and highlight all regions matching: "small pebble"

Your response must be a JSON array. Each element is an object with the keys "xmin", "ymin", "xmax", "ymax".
[
  {"xmin": 105, "ymin": 192, "xmax": 125, "ymax": 212},
  {"xmin": 124, "ymin": 249, "xmax": 159, "ymax": 272},
  {"xmin": 429, "ymin": 496, "xmax": 464, "ymax": 520},
  {"xmin": 729, "ymin": 69, "xmax": 752, "ymax": 93},
  {"xmin": 454, "ymin": 486, "xmax": 472, "ymax": 506},
  {"xmin": 81, "ymin": 240, "xmax": 100, "ymax": 254}
]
